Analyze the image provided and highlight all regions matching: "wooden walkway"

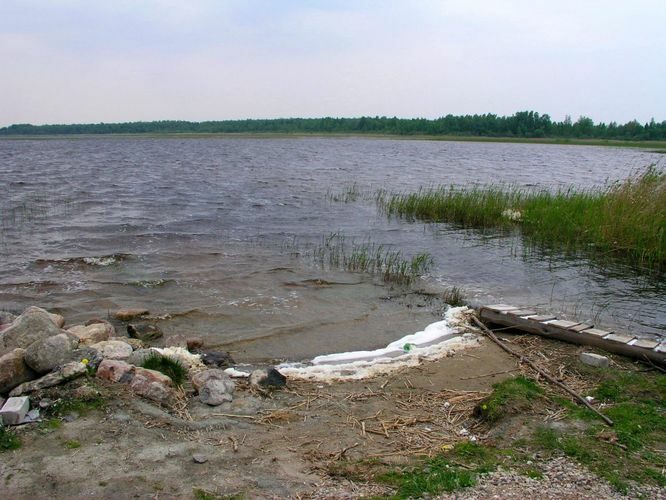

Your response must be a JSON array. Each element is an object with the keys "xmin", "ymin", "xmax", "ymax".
[{"xmin": 479, "ymin": 304, "xmax": 666, "ymax": 366}]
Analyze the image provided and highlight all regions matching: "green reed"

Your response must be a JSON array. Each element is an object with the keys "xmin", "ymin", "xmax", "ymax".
[
  {"xmin": 314, "ymin": 232, "xmax": 432, "ymax": 284},
  {"xmin": 378, "ymin": 167, "xmax": 666, "ymax": 272}
]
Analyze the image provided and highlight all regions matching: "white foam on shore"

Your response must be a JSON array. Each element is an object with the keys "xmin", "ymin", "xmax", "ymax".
[{"xmin": 278, "ymin": 306, "xmax": 480, "ymax": 382}]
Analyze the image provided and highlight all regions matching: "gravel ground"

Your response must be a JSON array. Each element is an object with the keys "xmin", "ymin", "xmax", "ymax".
[
  {"xmin": 448, "ymin": 457, "xmax": 666, "ymax": 500},
  {"xmin": 307, "ymin": 457, "xmax": 666, "ymax": 499}
]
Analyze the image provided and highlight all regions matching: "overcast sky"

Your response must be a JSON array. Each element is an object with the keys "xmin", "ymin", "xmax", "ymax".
[{"xmin": 1, "ymin": 0, "xmax": 664, "ymax": 126}]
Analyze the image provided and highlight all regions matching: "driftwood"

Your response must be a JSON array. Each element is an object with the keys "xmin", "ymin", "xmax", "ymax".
[{"xmin": 472, "ymin": 316, "xmax": 614, "ymax": 426}]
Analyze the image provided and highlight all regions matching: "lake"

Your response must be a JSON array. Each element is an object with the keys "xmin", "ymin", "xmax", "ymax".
[{"xmin": 1, "ymin": 137, "xmax": 664, "ymax": 362}]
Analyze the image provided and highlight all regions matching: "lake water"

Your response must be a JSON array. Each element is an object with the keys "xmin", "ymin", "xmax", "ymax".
[{"xmin": 1, "ymin": 137, "xmax": 664, "ymax": 362}]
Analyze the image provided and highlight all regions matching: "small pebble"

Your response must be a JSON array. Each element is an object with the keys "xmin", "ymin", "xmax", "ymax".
[{"xmin": 192, "ymin": 454, "xmax": 208, "ymax": 464}]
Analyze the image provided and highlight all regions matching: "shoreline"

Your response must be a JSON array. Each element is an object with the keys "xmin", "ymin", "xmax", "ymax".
[{"xmin": 1, "ymin": 131, "xmax": 665, "ymax": 150}]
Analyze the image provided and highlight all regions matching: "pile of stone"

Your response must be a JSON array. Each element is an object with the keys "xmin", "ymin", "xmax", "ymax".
[{"xmin": 0, "ymin": 306, "xmax": 287, "ymax": 426}]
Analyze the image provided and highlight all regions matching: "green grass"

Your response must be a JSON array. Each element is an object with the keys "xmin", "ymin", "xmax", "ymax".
[
  {"xmin": 379, "ymin": 458, "xmax": 475, "ymax": 498},
  {"xmin": 0, "ymin": 427, "xmax": 21, "ymax": 452},
  {"xmin": 378, "ymin": 166, "xmax": 666, "ymax": 272},
  {"xmin": 64, "ymin": 439, "xmax": 81, "ymax": 449},
  {"xmin": 336, "ymin": 367, "xmax": 664, "ymax": 497},
  {"xmin": 313, "ymin": 232, "xmax": 433, "ymax": 284},
  {"xmin": 527, "ymin": 366, "xmax": 666, "ymax": 493},
  {"xmin": 140, "ymin": 353, "xmax": 187, "ymax": 386},
  {"xmin": 44, "ymin": 393, "xmax": 106, "ymax": 418},
  {"xmin": 474, "ymin": 375, "xmax": 544, "ymax": 423}
]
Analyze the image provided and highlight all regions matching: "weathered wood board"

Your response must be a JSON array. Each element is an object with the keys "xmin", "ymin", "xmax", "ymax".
[{"xmin": 479, "ymin": 305, "xmax": 665, "ymax": 366}]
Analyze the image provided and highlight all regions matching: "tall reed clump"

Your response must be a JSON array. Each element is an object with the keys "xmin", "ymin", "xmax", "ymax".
[
  {"xmin": 378, "ymin": 167, "xmax": 665, "ymax": 272},
  {"xmin": 314, "ymin": 232, "xmax": 433, "ymax": 284}
]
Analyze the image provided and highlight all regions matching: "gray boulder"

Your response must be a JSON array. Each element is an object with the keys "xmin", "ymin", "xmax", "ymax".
[
  {"xmin": 191, "ymin": 369, "xmax": 235, "ymax": 406},
  {"xmin": 23, "ymin": 333, "xmax": 79, "ymax": 374},
  {"xmin": 0, "ymin": 307, "xmax": 66, "ymax": 355},
  {"xmin": 0, "ymin": 348, "xmax": 37, "ymax": 394},
  {"xmin": 9, "ymin": 361, "xmax": 87, "ymax": 396},
  {"xmin": 68, "ymin": 322, "xmax": 113, "ymax": 346},
  {"xmin": 89, "ymin": 340, "xmax": 133, "ymax": 360}
]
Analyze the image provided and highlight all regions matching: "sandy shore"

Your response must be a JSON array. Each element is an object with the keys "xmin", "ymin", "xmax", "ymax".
[{"xmin": 2, "ymin": 332, "xmax": 664, "ymax": 499}]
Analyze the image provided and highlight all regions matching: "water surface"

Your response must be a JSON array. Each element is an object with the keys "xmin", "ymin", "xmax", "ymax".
[{"xmin": 1, "ymin": 137, "xmax": 664, "ymax": 360}]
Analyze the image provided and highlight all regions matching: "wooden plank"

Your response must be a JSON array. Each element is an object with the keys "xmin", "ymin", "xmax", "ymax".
[
  {"xmin": 631, "ymin": 339, "xmax": 659, "ymax": 350},
  {"xmin": 478, "ymin": 306, "xmax": 666, "ymax": 366},
  {"xmin": 485, "ymin": 304, "xmax": 519, "ymax": 312},
  {"xmin": 527, "ymin": 314, "xmax": 557, "ymax": 322},
  {"xmin": 546, "ymin": 319, "xmax": 581, "ymax": 329},
  {"xmin": 605, "ymin": 333, "xmax": 635, "ymax": 344},
  {"xmin": 507, "ymin": 309, "xmax": 538, "ymax": 317},
  {"xmin": 583, "ymin": 328, "xmax": 612, "ymax": 337},
  {"xmin": 569, "ymin": 323, "xmax": 593, "ymax": 332}
]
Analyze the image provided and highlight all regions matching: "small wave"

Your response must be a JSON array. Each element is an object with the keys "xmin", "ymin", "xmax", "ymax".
[
  {"xmin": 128, "ymin": 278, "xmax": 173, "ymax": 288},
  {"xmin": 34, "ymin": 253, "xmax": 131, "ymax": 267}
]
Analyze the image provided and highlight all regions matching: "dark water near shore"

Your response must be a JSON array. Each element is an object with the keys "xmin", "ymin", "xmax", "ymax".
[{"xmin": 1, "ymin": 137, "xmax": 664, "ymax": 360}]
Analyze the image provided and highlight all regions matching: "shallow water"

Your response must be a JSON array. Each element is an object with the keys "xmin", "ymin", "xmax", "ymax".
[{"xmin": 1, "ymin": 137, "xmax": 664, "ymax": 360}]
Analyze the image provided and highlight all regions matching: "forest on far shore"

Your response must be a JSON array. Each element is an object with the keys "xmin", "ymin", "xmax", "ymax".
[{"xmin": 2, "ymin": 111, "xmax": 665, "ymax": 140}]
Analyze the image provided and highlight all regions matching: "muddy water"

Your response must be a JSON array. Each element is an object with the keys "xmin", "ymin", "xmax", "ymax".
[{"xmin": 1, "ymin": 137, "xmax": 664, "ymax": 361}]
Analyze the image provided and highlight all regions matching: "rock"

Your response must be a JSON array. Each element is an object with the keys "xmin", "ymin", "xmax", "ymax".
[
  {"xmin": 89, "ymin": 340, "xmax": 133, "ymax": 360},
  {"xmin": 109, "ymin": 336, "xmax": 143, "ymax": 350},
  {"xmin": 9, "ymin": 362, "xmax": 87, "ymax": 396},
  {"xmin": 186, "ymin": 337, "xmax": 204, "ymax": 351},
  {"xmin": 0, "ymin": 396, "xmax": 30, "ymax": 425},
  {"xmin": 127, "ymin": 348, "xmax": 154, "ymax": 366},
  {"xmin": 249, "ymin": 367, "xmax": 287, "ymax": 389},
  {"xmin": 192, "ymin": 454, "xmax": 208, "ymax": 464},
  {"xmin": 0, "ymin": 348, "xmax": 37, "ymax": 394},
  {"xmin": 38, "ymin": 398, "xmax": 53, "ymax": 409},
  {"xmin": 96, "ymin": 359, "xmax": 135, "ymax": 383},
  {"xmin": 199, "ymin": 350, "xmax": 235, "ymax": 368},
  {"xmin": 190, "ymin": 369, "xmax": 229, "ymax": 392},
  {"xmin": 23, "ymin": 333, "xmax": 79, "ymax": 374},
  {"xmin": 191, "ymin": 369, "xmax": 235, "ymax": 406},
  {"xmin": 68, "ymin": 323, "xmax": 112, "ymax": 346},
  {"xmin": 96, "ymin": 359, "xmax": 175, "ymax": 404},
  {"xmin": 115, "ymin": 308, "xmax": 150, "ymax": 321},
  {"xmin": 580, "ymin": 352, "xmax": 610, "ymax": 368},
  {"xmin": 199, "ymin": 378, "xmax": 235, "ymax": 405},
  {"xmin": 48, "ymin": 312, "xmax": 66, "ymax": 328},
  {"xmin": 0, "ymin": 307, "xmax": 66, "ymax": 355},
  {"xmin": 127, "ymin": 323, "xmax": 163, "ymax": 342},
  {"xmin": 128, "ymin": 367, "xmax": 175, "ymax": 404}
]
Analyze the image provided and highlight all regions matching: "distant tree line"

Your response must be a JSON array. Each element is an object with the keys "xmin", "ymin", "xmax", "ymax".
[{"xmin": 1, "ymin": 111, "xmax": 665, "ymax": 140}]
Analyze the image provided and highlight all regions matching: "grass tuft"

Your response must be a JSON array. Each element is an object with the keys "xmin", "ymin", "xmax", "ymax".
[
  {"xmin": 140, "ymin": 353, "xmax": 187, "ymax": 386},
  {"xmin": 313, "ymin": 232, "xmax": 432, "ymax": 284},
  {"xmin": 442, "ymin": 286, "xmax": 466, "ymax": 307},
  {"xmin": 474, "ymin": 375, "xmax": 543, "ymax": 422}
]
